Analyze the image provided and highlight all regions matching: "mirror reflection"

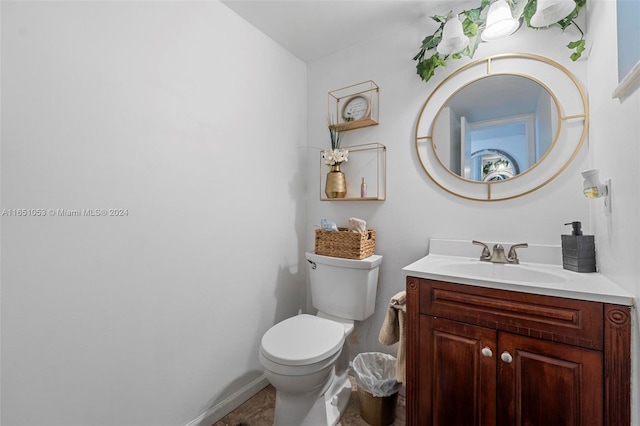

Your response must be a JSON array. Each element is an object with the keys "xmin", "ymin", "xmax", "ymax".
[{"xmin": 433, "ymin": 75, "xmax": 558, "ymax": 182}]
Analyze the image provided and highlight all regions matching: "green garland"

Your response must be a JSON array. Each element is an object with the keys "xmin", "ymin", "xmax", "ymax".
[{"xmin": 413, "ymin": 0, "xmax": 586, "ymax": 84}]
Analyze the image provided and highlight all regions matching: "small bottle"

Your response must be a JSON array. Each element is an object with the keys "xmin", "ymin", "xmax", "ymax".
[{"xmin": 360, "ymin": 177, "xmax": 367, "ymax": 198}]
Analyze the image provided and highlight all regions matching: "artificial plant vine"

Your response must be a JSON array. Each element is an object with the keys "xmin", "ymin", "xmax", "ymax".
[
  {"xmin": 413, "ymin": 0, "xmax": 490, "ymax": 83},
  {"xmin": 413, "ymin": 0, "xmax": 587, "ymax": 84}
]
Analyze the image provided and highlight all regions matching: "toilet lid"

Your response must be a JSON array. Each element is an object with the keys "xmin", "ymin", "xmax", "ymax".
[{"xmin": 261, "ymin": 314, "xmax": 345, "ymax": 366}]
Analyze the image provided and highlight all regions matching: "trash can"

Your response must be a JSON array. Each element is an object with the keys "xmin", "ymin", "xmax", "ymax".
[{"xmin": 352, "ymin": 352, "xmax": 401, "ymax": 426}]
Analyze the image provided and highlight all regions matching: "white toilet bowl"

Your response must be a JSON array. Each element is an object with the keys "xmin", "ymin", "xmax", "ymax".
[
  {"xmin": 259, "ymin": 253, "xmax": 383, "ymax": 426},
  {"xmin": 259, "ymin": 314, "xmax": 352, "ymax": 426}
]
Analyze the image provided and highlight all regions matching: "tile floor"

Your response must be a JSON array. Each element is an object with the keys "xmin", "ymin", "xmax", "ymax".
[{"xmin": 212, "ymin": 377, "xmax": 405, "ymax": 426}]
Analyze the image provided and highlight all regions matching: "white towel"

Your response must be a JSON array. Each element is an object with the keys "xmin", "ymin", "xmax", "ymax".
[
  {"xmin": 348, "ymin": 217, "xmax": 367, "ymax": 233},
  {"xmin": 378, "ymin": 290, "xmax": 406, "ymax": 383}
]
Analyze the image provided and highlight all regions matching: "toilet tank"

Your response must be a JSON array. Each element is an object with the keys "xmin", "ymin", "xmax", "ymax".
[{"xmin": 305, "ymin": 252, "xmax": 383, "ymax": 321}]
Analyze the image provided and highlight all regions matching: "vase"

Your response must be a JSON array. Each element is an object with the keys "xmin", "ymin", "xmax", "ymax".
[{"xmin": 325, "ymin": 164, "xmax": 347, "ymax": 198}]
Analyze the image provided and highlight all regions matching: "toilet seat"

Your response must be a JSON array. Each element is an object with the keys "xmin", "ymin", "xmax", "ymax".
[{"xmin": 261, "ymin": 314, "xmax": 345, "ymax": 366}]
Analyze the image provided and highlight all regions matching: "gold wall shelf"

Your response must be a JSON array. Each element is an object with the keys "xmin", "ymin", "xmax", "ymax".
[
  {"xmin": 328, "ymin": 80, "xmax": 379, "ymax": 131},
  {"xmin": 320, "ymin": 143, "xmax": 386, "ymax": 201}
]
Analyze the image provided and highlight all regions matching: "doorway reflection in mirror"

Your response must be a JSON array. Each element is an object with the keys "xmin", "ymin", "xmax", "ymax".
[{"xmin": 433, "ymin": 74, "xmax": 558, "ymax": 182}]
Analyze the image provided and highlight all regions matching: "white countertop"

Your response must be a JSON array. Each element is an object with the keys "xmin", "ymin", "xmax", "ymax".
[{"xmin": 402, "ymin": 239, "xmax": 635, "ymax": 306}]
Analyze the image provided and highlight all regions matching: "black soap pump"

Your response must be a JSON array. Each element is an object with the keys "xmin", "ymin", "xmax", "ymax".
[
  {"xmin": 561, "ymin": 221, "xmax": 596, "ymax": 272},
  {"xmin": 565, "ymin": 221, "xmax": 583, "ymax": 236}
]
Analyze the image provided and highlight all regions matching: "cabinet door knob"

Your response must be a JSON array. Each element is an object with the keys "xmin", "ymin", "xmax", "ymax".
[
  {"xmin": 481, "ymin": 347, "xmax": 493, "ymax": 358},
  {"xmin": 501, "ymin": 351, "xmax": 513, "ymax": 363}
]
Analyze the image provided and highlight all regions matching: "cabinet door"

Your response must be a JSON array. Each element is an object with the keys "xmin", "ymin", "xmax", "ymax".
[
  {"xmin": 497, "ymin": 332, "xmax": 603, "ymax": 426},
  {"xmin": 420, "ymin": 316, "xmax": 497, "ymax": 425}
]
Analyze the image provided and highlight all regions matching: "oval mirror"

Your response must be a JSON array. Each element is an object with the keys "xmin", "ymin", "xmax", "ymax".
[
  {"xmin": 433, "ymin": 75, "xmax": 559, "ymax": 182},
  {"xmin": 416, "ymin": 54, "xmax": 588, "ymax": 201}
]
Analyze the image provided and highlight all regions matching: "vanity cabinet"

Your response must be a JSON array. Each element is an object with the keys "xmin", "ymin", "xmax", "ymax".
[{"xmin": 406, "ymin": 277, "xmax": 631, "ymax": 426}]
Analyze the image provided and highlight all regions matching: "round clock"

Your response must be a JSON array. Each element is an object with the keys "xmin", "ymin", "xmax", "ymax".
[{"xmin": 341, "ymin": 95, "xmax": 370, "ymax": 122}]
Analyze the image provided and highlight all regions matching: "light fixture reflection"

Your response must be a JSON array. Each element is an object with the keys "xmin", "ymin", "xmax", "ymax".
[
  {"xmin": 437, "ymin": 12, "xmax": 470, "ymax": 56},
  {"xmin": 530, "ymin": 0, "xmax": 576, "ymax": 28},
  {"xmin": 481, "ymin": 0, "xmax": 519, "ymax": 41}
]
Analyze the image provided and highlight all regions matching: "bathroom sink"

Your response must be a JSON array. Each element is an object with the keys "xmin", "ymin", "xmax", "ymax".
[
  {"xmin": 440, "ymin": 261, "xmax": 567, "ymax": 284},
  {"xmin": 402, "ymin": 239, "xmax": 635, "ymax": 306}
]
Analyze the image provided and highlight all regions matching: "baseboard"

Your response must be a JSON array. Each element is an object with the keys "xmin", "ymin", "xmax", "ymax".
[{"xmin": 184, "ymin": 374, "xmax": 269, "ymax": 426}]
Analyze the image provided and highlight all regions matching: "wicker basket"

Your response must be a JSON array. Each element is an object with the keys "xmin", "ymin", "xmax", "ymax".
[{"xmin": 315, "ymin": 228, "xmax": 376, "ymax": 259}]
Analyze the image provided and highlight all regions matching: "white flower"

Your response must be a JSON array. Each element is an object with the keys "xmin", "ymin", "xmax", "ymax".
[{"xmin": 322, "ymin": 148, "xmax": 349, "ymax": 166}]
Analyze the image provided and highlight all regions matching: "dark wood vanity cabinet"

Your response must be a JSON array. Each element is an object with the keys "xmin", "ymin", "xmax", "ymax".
[{"xmin": 406, "ymin": 277, "xmax": 631, "ymax": 426}]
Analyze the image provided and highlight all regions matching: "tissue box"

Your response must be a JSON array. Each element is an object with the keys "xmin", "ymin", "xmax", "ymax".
[{"xmin": 315, "ymin": 228, "xmax": 376, "ymax": 259}]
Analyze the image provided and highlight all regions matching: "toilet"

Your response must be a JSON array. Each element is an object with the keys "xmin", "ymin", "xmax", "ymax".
[{"xmin": 259, "ymin": 252, "xmax": 383, "ymax": 426}]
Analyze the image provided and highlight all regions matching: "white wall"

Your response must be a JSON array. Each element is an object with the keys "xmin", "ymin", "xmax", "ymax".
[
  {"xmin": 586, "ymin": 0, "xmax": 640, "ymax": 422},
  {"xmin": 3, "ymin": 1, "xmax": 636, "ymax": 424},
  {"xmin": 0, "ymin": 2, "xmax": 306, "ymax": 425},
  {"xmin": 306, "ymin": 11, "xmax": 592, "ymax": 373}
]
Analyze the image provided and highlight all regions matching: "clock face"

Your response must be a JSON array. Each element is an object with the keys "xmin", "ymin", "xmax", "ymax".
[{"xmin": 342, "ymin": 95, "xmax": 370, "ymax": 121}]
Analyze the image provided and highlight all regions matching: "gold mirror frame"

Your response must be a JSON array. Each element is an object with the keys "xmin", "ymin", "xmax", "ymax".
[{"xmin": 415, "ymin": 53, "xmax": 589, "ymax": 201}]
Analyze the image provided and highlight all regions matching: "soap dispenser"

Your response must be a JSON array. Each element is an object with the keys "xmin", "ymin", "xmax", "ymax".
[{"xmin": 561, "ymin": 221, "xmax": 596, "ymax": 272}]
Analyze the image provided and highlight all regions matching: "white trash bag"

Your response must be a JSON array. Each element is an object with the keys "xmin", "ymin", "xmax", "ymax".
[{"xmin": 352, "ymin": 352, "xmax": 401, "ymax": 397}]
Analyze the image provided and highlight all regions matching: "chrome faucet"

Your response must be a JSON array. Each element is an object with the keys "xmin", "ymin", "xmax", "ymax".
[
  {"xmin": 507, "ymin": 243, "xmax": 529, "ymax": 264},
  {"xmin": 472, "ymin": 240, "xmax": 491, "ymax": 261},
  {"xmin": 472, "ymin": 240, "xmax": 528, "ymax": 264},
  {"xmin": 488, "ymin": 244, "xmax": 508, "ymax": 263}
]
